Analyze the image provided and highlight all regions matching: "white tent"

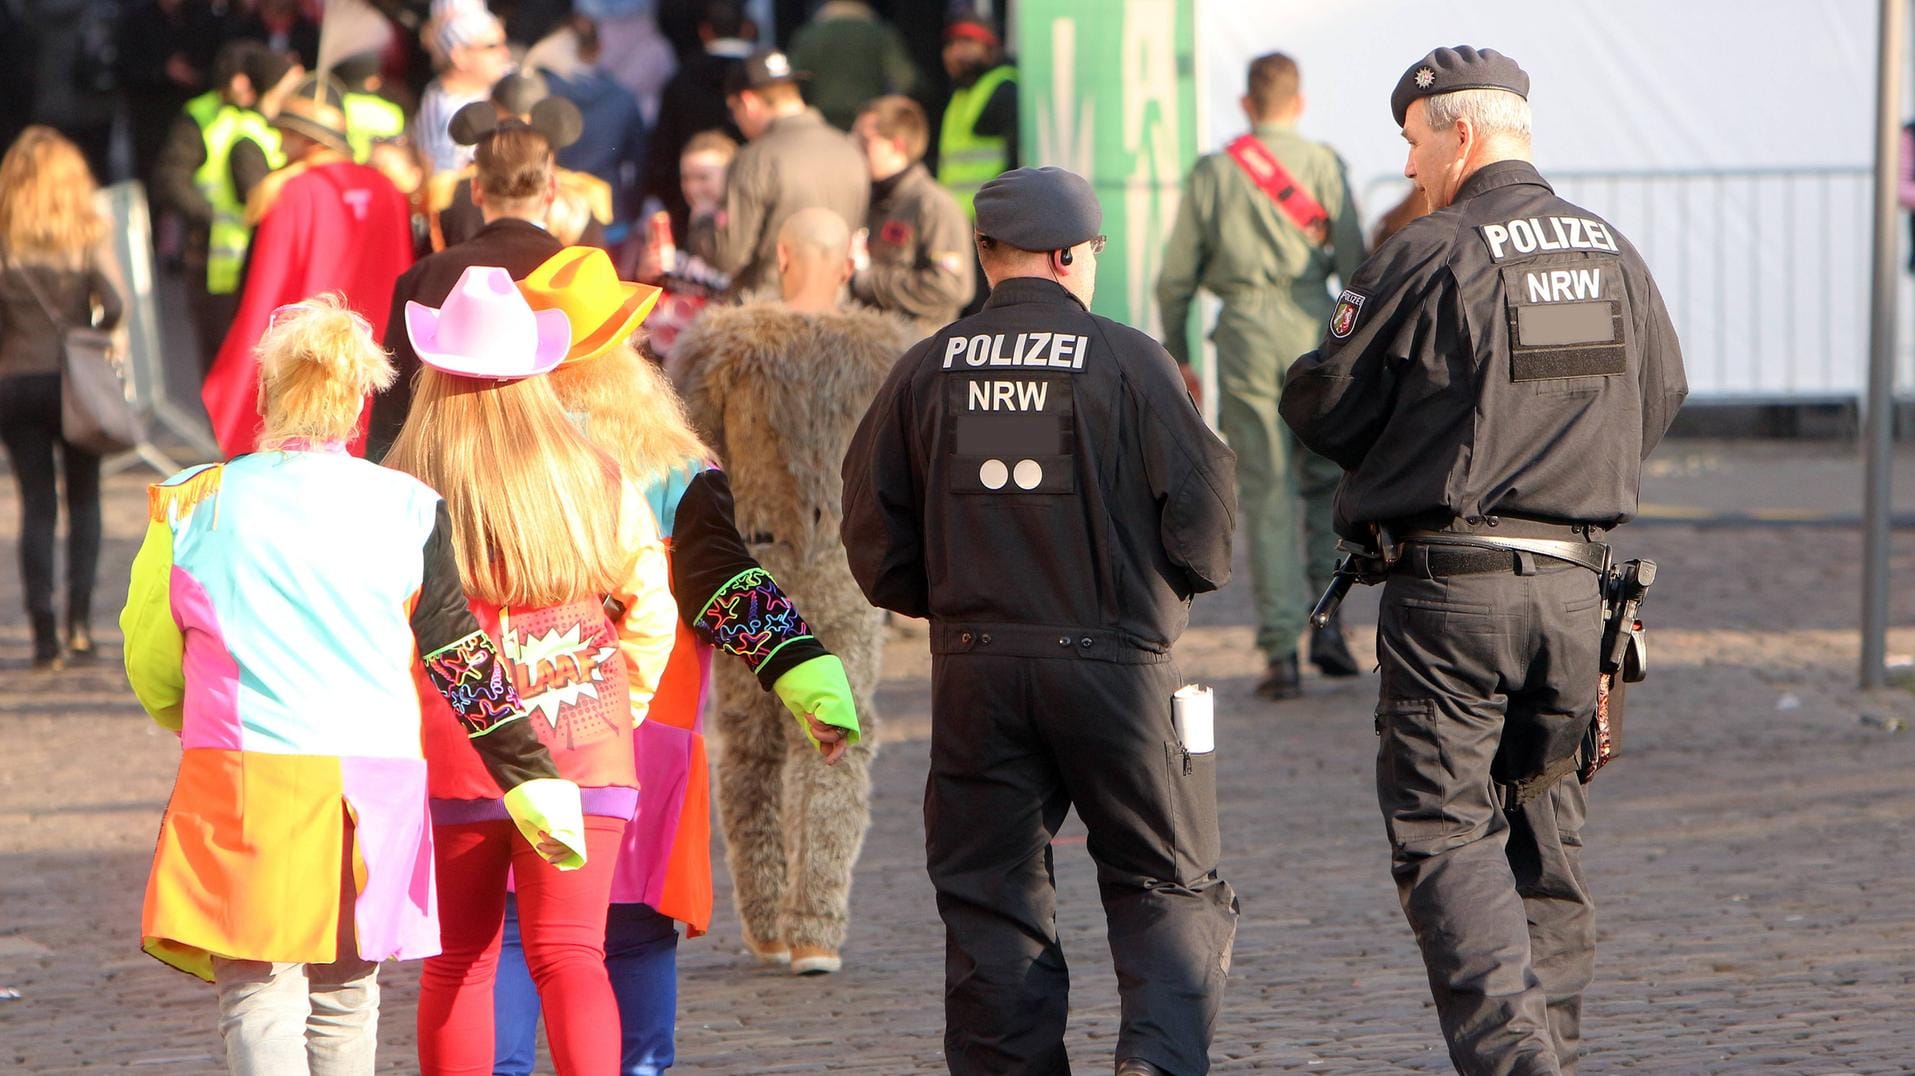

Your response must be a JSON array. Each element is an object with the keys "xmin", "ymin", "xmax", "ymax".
[{"xmin": 1196, "ymin": 0, "xmax": 1893, "ymax": 398}]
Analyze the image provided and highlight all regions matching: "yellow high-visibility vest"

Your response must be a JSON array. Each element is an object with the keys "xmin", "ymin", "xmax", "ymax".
[{"xmin": 937, "ymin": 64, "xmax": 1016, "ymax": 219}]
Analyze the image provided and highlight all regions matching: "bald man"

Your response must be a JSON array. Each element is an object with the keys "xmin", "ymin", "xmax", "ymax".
[
  {"xmin": 776, "ymin": 206, "xmax": 855, "ymax": 313},
  {"xmin": 672, "ymin": 209, "xmax": 914, "ymax": 975}
]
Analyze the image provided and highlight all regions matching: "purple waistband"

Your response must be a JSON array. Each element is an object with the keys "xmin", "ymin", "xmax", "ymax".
[{"xmin": 430, "ymin": 786, "xmax": 639, "ymax": 826}]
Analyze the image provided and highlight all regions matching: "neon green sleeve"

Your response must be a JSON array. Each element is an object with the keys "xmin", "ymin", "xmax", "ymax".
[{"xmin": 120, "ymin": 520, "xmax": 186, "ymax": 731}]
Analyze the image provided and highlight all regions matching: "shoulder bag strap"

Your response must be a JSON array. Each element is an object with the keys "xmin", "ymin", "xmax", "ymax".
[{"xmin": 1225, "ymin": 133, "xmax": 1331, "ymax": 246}]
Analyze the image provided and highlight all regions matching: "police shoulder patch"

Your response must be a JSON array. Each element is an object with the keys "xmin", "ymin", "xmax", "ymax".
[{"xmin": 1330, "ymin": 289, "xmax": 1366, "ymax": 339}]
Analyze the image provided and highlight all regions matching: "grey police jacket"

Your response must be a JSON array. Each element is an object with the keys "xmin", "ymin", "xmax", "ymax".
[
  {"xmin": 841, "ymin": 277, "xmax": 1237, "ymax": 660},
  {"xmin": 1280, "ymin": 160, "xmax": 1688, "ymax": 540}
]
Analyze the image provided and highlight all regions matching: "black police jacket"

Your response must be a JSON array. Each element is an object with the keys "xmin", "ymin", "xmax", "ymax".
[
  {"xmin": 842, "ymin": 277, "xmax": 1237, "ymax": 659},
  {"xmin": 1280, "ymin": 160, "xmax": 1688, "ymax": 539}
]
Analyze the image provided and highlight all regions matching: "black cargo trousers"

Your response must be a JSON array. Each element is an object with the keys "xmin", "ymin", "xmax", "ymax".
[
  {"xmin": 1374, "ymin": 548, "xmax": 1601, "ymax": 1076},
  {"xmin": 925, "ymin": 623, "xmax": 1239, "ymax": 1076}
]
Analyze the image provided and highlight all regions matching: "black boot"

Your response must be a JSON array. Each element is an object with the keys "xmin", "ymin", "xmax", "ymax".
[
  {"xmin": 1116, "ymin": 1060, "xmax": 1167, "ymax": 1076},
  {"xmin": 1308, "ymin": 609, "xmax": 1360, "ymax": 678},
  {"xmin": 66, "ymin": 598, "xmax": 96, "ymax": 663},
  {"xmin": 1254, "ymin": 654, "xmax": 1302, "ymax": 700},
  {"xmin": 30, "ymin": 611, "xmax": 63, "ymax": 672}
]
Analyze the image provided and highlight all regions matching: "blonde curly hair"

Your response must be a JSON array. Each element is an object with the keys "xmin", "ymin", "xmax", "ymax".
[{"xmin": 256, "ymin": 293, "xmax": 397, "ymax": 451}]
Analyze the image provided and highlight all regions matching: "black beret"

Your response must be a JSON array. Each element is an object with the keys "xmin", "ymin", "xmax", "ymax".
[
  {"xmin": 974, "ymin": 166, "xmax": 1102, "ymax": 251},
  {"xmin": 1391, "ymin": 46, "xmax": 1529, "ymax": 127}
]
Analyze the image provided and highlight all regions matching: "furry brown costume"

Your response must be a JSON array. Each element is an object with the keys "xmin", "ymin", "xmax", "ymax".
[{"xmin": 678, "ymin": 300, "xmax": 912, "ymax": 955}]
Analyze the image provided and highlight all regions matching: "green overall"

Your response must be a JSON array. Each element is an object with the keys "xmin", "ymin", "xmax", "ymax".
[{"xmin": 1157, "ymin": 122, "xmax": 1365, "ymax": 658}]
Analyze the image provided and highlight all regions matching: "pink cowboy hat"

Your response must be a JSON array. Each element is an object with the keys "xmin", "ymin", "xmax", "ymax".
[{"xmin": 405, "ymin": 265, "xmax": 573, "ymax": 379}]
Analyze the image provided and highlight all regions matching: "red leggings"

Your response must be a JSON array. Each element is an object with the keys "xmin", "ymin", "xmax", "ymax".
[{"xmin": 417, "ymin": 816, "xmax": 626, "ymax": 1075}]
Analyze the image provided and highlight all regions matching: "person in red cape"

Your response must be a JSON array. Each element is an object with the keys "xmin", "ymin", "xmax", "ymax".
[{"xmin": 201, "ymin": 73, "xmax": 413, "ymax": 457}]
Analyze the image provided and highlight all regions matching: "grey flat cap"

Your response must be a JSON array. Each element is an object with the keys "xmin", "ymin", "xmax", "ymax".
[
  {"xmin": 974, "ymin": 166, "xmax": 1103, "ymax": 251},
  {"xmin": 1391, "ymin": 46, "xmax": 1529, "ymax": 127}
]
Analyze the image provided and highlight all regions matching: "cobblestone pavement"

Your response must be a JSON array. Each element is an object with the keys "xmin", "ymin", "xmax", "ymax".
[{"xmin": 3, "ymin": 439, "xmax": 1914, "ymax": 1073}]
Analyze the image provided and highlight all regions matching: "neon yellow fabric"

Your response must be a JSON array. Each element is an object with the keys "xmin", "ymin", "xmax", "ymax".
[
  {"xmin": 343, "ymin": 92, "xmax": 405, "ymax": 164},
  {"xmin": 771, "ymin": 654, "xmax": 861, "ymax": 747},
  {"xmin": 122, "ymin": 519, "xmax": 185, "ymax": 730},
  {"xmin": 194, "ymin": 103, "xmax": 284, "ymax": 294},
  {"xmin": 937, "ymin": 65, "xmax": 1016, "ymax": 217},
  {"xmin": 503, "ymin": 778, "xmax": 588, "ymax": 871}
]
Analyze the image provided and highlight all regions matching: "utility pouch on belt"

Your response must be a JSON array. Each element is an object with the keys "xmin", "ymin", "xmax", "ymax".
[{"xmin": 1580, "ymin": 558, "xmax": 1657, "ymax": 785}]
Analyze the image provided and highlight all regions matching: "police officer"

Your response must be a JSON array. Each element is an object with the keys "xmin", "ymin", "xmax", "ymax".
[
  {"xmin": 1280, "ymin": 48, "xmax": 1688, "ymax": 1075},
  {"xmin": 843, "ymin": 166, "xmax": 1239, "ymax": 1076},
  {"xmin": 850, "ymin": 95, "xmax": 974, "ymax": 339},
  {"xmin": 1157, "ymin": 51, "xmax": 1366, "ymax": 699}
]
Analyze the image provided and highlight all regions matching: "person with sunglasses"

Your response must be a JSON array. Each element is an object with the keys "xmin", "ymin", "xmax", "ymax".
[
  {"xmin": 415, "ymin": 0, "xmax": 515, "ymax": 174},
  {"xmin": 842, "ymin": 165, "xmax": 1240, "ymax": 1076}
]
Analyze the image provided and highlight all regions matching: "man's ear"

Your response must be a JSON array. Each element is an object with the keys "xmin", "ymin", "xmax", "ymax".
[
  {"xmin": 838, "ymin": 255, "xmax": 854, "ymax": 286},
  {"xmin": 470, "ymin": 176, "xmax": 485, "ymax": 209},
  {"xmin": 777, "ymin": 242, "xmax": 792, "ymax": 278},
  {"xmin": 543, "ymin": 172, "xmax": 559, "ymax": 205}
]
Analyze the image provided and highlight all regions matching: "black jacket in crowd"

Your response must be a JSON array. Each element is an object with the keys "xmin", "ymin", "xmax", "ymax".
[
  {"xmin": 1281, "ymin": 160, "xmax": 1689, "ymax": 539},
  {"xmin": 366, "ymin": 217, "xmax": 564, "ymax": 458},
  {"xmin": 842, "ymin": 276, "xmax": 1237, "ymax": 659}
]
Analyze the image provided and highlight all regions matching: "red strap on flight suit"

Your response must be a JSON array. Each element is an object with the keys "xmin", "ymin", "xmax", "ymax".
[{"xmin": 1225, "ymin": 134, "xmax": 1330, "ymax": 245}]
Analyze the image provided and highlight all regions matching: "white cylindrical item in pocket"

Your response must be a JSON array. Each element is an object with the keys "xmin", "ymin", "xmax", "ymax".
[{"xmin": 1172, "ymin": 684, "xmax": 1214, "ymax": 754}]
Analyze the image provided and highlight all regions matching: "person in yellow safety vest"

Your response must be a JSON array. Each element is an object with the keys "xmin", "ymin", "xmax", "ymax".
[
  {"xmin": 936, "ymin": 17, "xmax": 1017, "ymax": 219},
  {"xmin": 152, "ymin": 41, "xmax": 299, "ymax": 375},
  {"xmin": 334, "ymin": 52, "xmax": 407, "ymax": 164}
]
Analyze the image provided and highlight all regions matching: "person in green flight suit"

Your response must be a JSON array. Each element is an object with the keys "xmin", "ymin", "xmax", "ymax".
[{"xmin": 1156, "ymin": 52, "xmax": 1367, "ymax": 700}]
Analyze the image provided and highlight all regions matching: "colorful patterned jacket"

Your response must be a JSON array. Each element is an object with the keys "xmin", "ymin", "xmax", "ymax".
[
  {"xmin": 122, "ymin": 446, "xmax": 557, "ymax": 980},
  {"xmin": 611, "ymin": 460, "xmax": 829, "ymax": 935},
  {"xmin": 419, "ymin": 480, "xmax": 680, "ymax": 823}
]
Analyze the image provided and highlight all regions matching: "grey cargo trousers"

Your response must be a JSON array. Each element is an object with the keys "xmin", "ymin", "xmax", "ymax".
[{"xmin": 1374, "ymin": 550, "xmax": 1601, "ymax": 1076}]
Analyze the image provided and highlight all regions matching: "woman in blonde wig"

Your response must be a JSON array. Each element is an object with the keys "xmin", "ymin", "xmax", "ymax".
[
  {"xmin": 123, "ymin": 293, "xmax": 578, "ymax": 1075},
  {"xmin": 0, "ymin": 126, "xmax": 123, "ymax": 668},
  {"xmin": 384, "ymin": 263, "xmax": 681, "ymax": 1076},
  {"xmin": 487, "ymin": 246, "xmax": 860, "ymax": 1076}
]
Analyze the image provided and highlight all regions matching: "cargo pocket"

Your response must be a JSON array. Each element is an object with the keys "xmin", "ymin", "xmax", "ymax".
[
  {"xmin": 1375, "ymin": 697, "xmax": 1474, "ymax": 851},
  {"xmin": 1164, "ymin": 741, "xmax": 1221, "ymax": 881}
]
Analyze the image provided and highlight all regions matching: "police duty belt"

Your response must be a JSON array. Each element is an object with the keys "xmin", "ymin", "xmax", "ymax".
[{"xmin": 1400, "ymin": 531, "xmax": 1609, "ymax": 574}]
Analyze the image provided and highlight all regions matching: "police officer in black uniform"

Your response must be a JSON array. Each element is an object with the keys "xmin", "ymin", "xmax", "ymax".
[
  {"xmin": 843, "ymin": 166, "xmax": 1240, "ymax": 1076},
  {"xmin": 1279, "ymin": 48, "xmax": 1687, "ymax": 1076}
]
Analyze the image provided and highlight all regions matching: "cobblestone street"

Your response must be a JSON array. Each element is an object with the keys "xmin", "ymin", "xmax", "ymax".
[{"xmin": 3, "ymin": 439, "xmax": 1913, "ymax": 1073}]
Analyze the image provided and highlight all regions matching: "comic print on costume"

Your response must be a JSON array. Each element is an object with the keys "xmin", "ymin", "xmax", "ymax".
[{"xmin": 498, "ymin": 600, "xmax": 626, "ymax": 750}]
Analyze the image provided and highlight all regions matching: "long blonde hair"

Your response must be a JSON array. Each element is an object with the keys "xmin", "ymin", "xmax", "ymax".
[
  {"xmin": 0, "ymin": 127, "xmax": 105, "ymax": 269},
  {"xmin": 546, "ymin": 343, "xmax": 711, "ymax": 485},
  {"xmin": 384, "ymin": 368, "xmax": 628, "ymax": 607},
  {"xmin": 257, "ymin": 294, "xmax": 396, "ymax": 451}
]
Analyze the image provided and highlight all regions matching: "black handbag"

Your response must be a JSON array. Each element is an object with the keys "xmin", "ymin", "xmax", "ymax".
[{"xmin": 12, "ymin": 258, "xmax": 141, "ymax": 456}]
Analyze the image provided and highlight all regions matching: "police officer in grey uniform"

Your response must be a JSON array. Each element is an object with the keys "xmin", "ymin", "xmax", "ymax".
[
  {"xmin": 843, "ymin": 166, "xmax": 1239, "ymax": 1076},
  {"xmin": 1280, "ymin": 48, "xmax": 1687, "ymax": 1075}
]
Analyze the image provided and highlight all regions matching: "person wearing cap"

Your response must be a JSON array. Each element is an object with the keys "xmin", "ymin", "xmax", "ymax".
[
  {"xmin": 201, "ymin": 73, "xmax": 415, "ymax": 458},
  {"xmin": 150, "ymin": 40, "xmax": 297, "ymax": 375},
  {"xmin": 415, "ymin": 0, "xmax": 515, "ymax": 173},
  {"xmin": 366, "ymin": 103, "xmax": 571, "ymax": 460},
  {"xmin": 493, "ymin": 243, "xmax": 861, "ymax": 1075},
  {"xmin": 843, "ymin": 166, "xmax": 1239, "ymax": 1076},
  {"xmin": 381, "ymin": 264, "xmax": 681, "ymax": 1075},
  {"xmin": 686, "ymin": 46, "xmax": 868, "ymax": 297},
  {"xmin": 123, "ymin": 293, "xmax": 582, "ymax": 1073},
  {"xmin": 936, "ymin": 16, "xmax": 1016, "ymax": 219},
  {"xmin": 1281, "ymin": 47, "xmax": 1688, "ymax": 1075},
  {"xmin": 851, "ymin": 94, "xmax": 974, "ymax": 339},
  {"xmin": 1157, "ymin": 51, "xmax": 1366, "ymax": 702}
]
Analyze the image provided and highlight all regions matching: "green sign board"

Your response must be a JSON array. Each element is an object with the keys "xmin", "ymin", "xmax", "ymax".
[{"xmin": 1016, "ymin": 0, "xmax": 1201, "ymax": 347}]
